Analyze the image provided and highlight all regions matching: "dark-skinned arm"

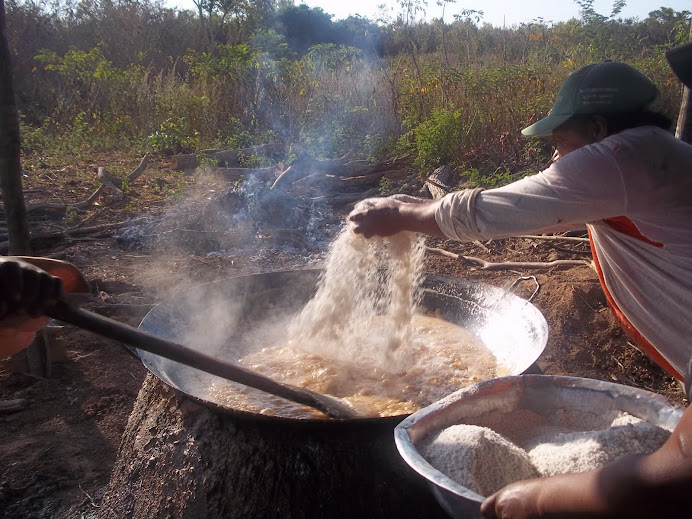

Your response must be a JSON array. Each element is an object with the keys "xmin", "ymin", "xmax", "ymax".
[{"xmin": 481, "ymin": 403, "xmax": 692, "ymax": 519}]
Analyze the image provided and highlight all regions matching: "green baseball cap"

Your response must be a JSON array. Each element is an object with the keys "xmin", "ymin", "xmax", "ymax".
[
  {"xmin": 666, "ymin": 42, "xmax": 692, "ymax": 89},
  {"xmin": 522, "ymin": 61, "xmax": 658, "ymax": 137}
]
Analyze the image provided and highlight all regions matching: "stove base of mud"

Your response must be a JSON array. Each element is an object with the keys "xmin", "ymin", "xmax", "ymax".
[{"xmin": 99, "ymin": 374, "xmax": 447, "ymax": 518}]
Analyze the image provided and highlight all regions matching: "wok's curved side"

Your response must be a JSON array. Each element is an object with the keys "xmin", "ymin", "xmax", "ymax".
[{"xmin": 138, "ymin": 270, "xmax": 549, "ymax": 422}]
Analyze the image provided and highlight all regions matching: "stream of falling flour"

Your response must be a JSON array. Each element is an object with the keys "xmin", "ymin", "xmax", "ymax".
[
  {"xmin": 206, "ymin": 225, "xmax": 498, "ymax": 418},
  {"xmin": 287, "ymin": 225, "xmax": 427, "ymax": 368}
]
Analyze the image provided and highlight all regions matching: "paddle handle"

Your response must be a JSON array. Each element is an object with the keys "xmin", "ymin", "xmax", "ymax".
[{"xmin": 45, "ymin": 301, "xmax": 353, "ymax": 418}]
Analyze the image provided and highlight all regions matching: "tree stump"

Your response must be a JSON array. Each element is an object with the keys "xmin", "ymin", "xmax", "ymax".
[{"xmin": 99, "ymin": 374, "xmax": 448, "ymax": 519}]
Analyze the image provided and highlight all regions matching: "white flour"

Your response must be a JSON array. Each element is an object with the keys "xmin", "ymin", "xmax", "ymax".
[
  {"xmin": 419, "ymin": 408, "xmax": 671, "ymax": 496},
  {"xmin": 419, "ymin": 424, "xmax": 540, "ymax": 496},
  {"xmin": 288, "ymin": 225, "xmax": 426, "ymax": 370}
]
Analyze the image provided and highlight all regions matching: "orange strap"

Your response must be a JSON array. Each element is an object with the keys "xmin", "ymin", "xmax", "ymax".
[{"xmin": 588, "ymin": 229, "xmax": 682, "ymax": 380}]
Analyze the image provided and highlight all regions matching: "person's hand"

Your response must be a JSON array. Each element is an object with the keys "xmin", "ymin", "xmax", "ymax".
[
  {"xmin": 348, "ymin": 197, "xmax": 408, "ymax": 238},
  {"xmin": 0, "ymin": 256, "xmax": 63, "ymax": 324},
  {"xmin": 348, "ymin": 196, "xmax": 445, "ymax": 239},
  {"xmin": 481, "ymin": 478, "xmax": 543, "ymax": 519},
  {"xmin": 0, "ymin": 256, "xmax": 88, "ymax": 359}
]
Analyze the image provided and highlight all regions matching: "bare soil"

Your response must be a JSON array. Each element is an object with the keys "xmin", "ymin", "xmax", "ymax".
[{"xmin": 0, "ymin": 153, "xmax": 685, "ymax": 518}]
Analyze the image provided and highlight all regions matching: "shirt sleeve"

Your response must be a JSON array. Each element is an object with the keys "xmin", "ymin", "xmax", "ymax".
[{"xmin": 435, "ymin": 140, "xmax": 629, "ymax": 242}]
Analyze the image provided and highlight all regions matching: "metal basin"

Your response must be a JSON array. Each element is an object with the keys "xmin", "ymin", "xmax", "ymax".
[
  {"xmin": 394, "ymin": 375, "xmax": 685, "ymax": 518},
  {"xmin": 137, "ymin": 269, "xmax": 549, "ymax": 421}
]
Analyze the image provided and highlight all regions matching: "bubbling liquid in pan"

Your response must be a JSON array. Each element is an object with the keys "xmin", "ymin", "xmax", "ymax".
[
  {"xmin": 205, "ymin": 226, "xmax": 500, "ymax": 419},
  {"xmin": 206, "ymin": 314, "xmax": 497, "ymax": 418}
]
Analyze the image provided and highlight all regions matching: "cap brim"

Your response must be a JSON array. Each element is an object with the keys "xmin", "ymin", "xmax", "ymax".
[
  {"xmin": 521, "ymin": 113, "xmax": 573, "ymax": 137},
  {"xmin": 666, "ymin": 43, "xmax": 692, "ymax": 89}
]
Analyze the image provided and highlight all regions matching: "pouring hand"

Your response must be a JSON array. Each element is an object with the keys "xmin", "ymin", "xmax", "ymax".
[
  {"xmin": 348, "ymin": 196, "xmax": 445, "ymax": 238},
  {"xmin": 349, "ymin": 197, "xmax": 408, "ymax": 238}
]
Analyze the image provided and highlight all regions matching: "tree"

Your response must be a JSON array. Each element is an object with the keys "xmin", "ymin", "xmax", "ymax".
[
  {"xmin": 193, "ymin": 0, "xmax": 275, "ymax": 51},
  {"xmin": 0, "ymin": 0, "xmax": 31, "ymax": 255},
  {"xmin": 274, "ymin": 4, "xmax": 335, "ymax": 55},
  {"xmin": 674, "ymin": 18, "xmax": 692, "ymax": 143}
]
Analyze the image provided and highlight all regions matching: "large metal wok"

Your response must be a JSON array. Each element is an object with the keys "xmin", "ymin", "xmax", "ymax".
[{"xmin": 137, "ymin": 269, "xmax": 549, "ymax": 420}]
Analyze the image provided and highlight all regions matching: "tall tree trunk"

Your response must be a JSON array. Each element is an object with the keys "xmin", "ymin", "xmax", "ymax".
[
  {"xmin": 99, "ymin": 375, "xmax": 447, "ymax": 519},
  {"xmin": 674, "ymin": 20, "xmax": 692, "ymax": 143},
  {"xmin": 0, "ymin": 0, "xmax": 31, "ymax": 255}
]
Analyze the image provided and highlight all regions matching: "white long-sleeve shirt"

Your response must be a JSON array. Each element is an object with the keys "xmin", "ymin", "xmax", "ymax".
[{"xmin": 435, "ymin": 126, "xmax": 692, "ymax": 379}]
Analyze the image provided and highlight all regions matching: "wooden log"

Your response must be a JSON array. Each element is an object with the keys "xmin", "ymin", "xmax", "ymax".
[
  {"xmin": 426, "ymin": 165, "xmax": 455, "ymax": 200},
  {"xmin": 99, "ymin": 374, "xmax": 447, "ymax": 519},
  {"xmin": 171, "ymin": 144, "xmax": 282, "ymax": 171},
  {"xmin": 271, "ymin": 154, "xmax": 415, "ymax": 192},
  {"xmin": 319, "ymin": 187, "xmax": 380, "ymax": 207},
  {"xmin": 211, "ymin": 143, "xmax": 281, "ymax": 165},
  {"xmin": 269, "ymin": 153, "xmax": 316, "ymax": 190},
  {"xmin": 0, "ymin": 399, "xmax": 26, "ymax": 414},
  {"xmin": 170, "ymin": 154, "xmax": 200, "ymax": 171},
  {"xmin": 126, "ymin": 153, "xmax": 150, "ymax": 182},
  {"xmin": 0, "ymin": 219, "xmax": 145, "ymax": 254},
  {"xmin": 214, "ymin": 166, "xmax": 278, "ymax": 183},
  {"xmin": 337, "ymin": 171, "xmax": 386, "ymax": 187}
]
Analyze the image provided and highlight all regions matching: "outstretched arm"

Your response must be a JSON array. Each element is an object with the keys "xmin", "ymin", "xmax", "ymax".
[{"xmin": 481, "ymin": 403, "xmax": 692, "ymax": 518}]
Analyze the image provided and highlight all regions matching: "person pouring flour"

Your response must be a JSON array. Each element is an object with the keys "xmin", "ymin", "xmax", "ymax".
[{"xmin": 349, "ymin": 50, "xmax": 692, "ymax": 519}]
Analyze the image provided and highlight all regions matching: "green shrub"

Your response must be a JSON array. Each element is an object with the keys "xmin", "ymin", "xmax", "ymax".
[
  {"xmin": 464, "ymin": 167, "xmax": 534, "ymax": 189},
  {"xmin": 397, "ymin": 108, "xmax": 464, "ymax": 173},
  {"xmin": 148, "ymin": 119, "xmax": 200, "ymax": 155}
]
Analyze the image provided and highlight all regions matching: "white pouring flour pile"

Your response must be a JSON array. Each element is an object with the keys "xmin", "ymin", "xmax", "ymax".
[
  {"xmin": 419, "ymin": 408, "xmax": 671, "ymax": 496},
  {"xmin": 288, "ymin": 224, "xmax": 427, "ymax": 368}
]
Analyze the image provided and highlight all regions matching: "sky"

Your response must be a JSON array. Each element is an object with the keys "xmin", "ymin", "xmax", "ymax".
[
  {"xmin": 299, "ymin": 0, "xmax": 691, "ymax": 27},
  {"xmin": 165, "ymin": 0, "xmax": 692, "ymax": 28}
]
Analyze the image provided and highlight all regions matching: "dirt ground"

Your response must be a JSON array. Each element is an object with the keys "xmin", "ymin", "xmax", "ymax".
[{"xmin": 0, "ymin": 154, "xmax": 686, "ymax": 518}]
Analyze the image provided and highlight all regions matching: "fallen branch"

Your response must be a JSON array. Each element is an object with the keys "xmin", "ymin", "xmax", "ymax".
[
  {"xmin": 426, "ymin": 246, "xmax": 593, "ymax": 271},
  {"xmin": 311, "ymin": 187, "xmax": 380, "ymax": 207},
  {"xmin": 171, "ymin": 144, "xmax": 281, "ymax": 171},
  {"xmin": 0, "ymin": 219, "xmax": 145, "ymax": 254},
  {"xmin": 26, "ymin": 154, "xmax": 150, "ymax": 213},
  {"xmin": 271, "ymin": 154, "xmax": 414, "ymax": 191},
  {"xmin": 96, "ymin": 167, "xmax": 124, "ymax": 201},
  {"xmin": 518, "ymin": 234, "xmax": 590, "ymax": 243},
  {"xmin": 542, "ymin": 242, "xmax": 593, "ymax": 256},
  {"xmin": 214, "ymin": 166, "xmax": 278, "ymax": 183},
  {"xmin": 127, "ymin": 153, "xmax": 150, "ymax": 182},
  {"xmin": 0, "ymin": 399, "xmax": 26, "ymax": 414}
]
